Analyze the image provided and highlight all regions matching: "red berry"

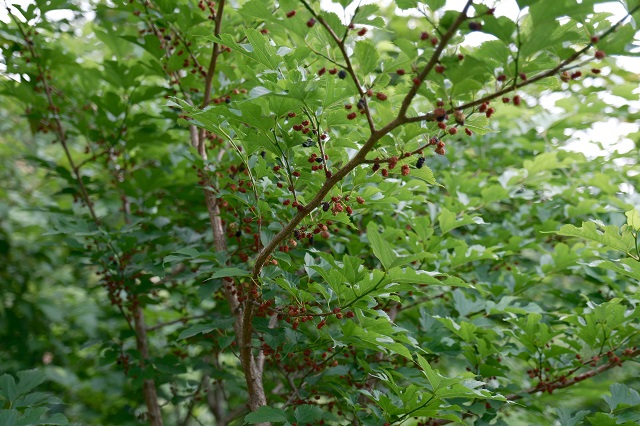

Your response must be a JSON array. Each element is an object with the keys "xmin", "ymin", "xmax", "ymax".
[
  {"xmin": 595, "ymin": 50, "xmax": 606, "ymax": 59},
  {"xmin": 571, "ymin": 71, "xmax": 582, "ymax": 79},
  {"xmin": 457, "ymin": 54, "xmax": 465, "ymax": 60},
  {"xmin": 401, "ymin": 164, "xmax": 410, "ymax": 176},
  {"xmin": 318, "ymin": 67, "xmax": 326, "ymax": 76},
  {"xmin": 591, "ymin": 36, "xmax": 599, "ymax": 43},
  {"xmin": 437, "ymin": 122, "xmax": 447, "ymax": 130},
  {"xmin": 468, "ymin": 22, "xmax": 482, "ymax": 31},
  {"xmin": 286, "ymin": 10, "xmax": 296, "ymax": 18},
  {"xmin": 376, "ymin": 92, "xmax": 387, "ymax": 101},
  {"xmin": 502, "ymin": 97, "xmax": 510, "ymax": 103},
  {"xmin": 287, "ymin": 112, "xmax": 296, "ymax": 118},
  {"xmin": 591, "ymin": 68, "xmax": 601, "ymax": 74},
  {"xmin": 412, "ymin": 77, "xmax": 421, "ymax": 86},
  {"xmin": 430, "ymin": 37, "xmax": 438, "ymax": 46},
  {"xmin": 381, "ymin": 169, "xmax": 388, "ymax": 177},
  {"xmin": 513, "ymin": 95, "xmax": 521, "ymax": 106},
  {"xmin": 317, "ymin": 321, "xmax": 326, "ymax": 329},
  {"xmin": 448, "ymin": 127, "xmax": 457, "ymax": 135},
  {"xmin": 519, "ymin": 73, "xmax": 527, "ymax": 81},
  {"xmin": 464, "ymin": 128, "xmax": 472, "ymax": 136},
  {"xmin": 346, "ymin": 311, "xmax": 355, "ymax": 318},
  {"xmin": 486, "ymin": 107, "xmax": 495, "ymax": 118},
  {"xmin": 497, "ymin": 74, "xmax": 506, "ymax": 82},
  {"xmin": 420, "ymin": 31, "xmax": 429, "ymax": 40},
  {"xmin": 435, "ymin": 146, "xmax": 446, "ymax": 155},
  {"xmin": 329, "ymin": 68, "xmax": 337, "ymax": 75},
  {"xmin": 357, "ymin": 28, "xmax": 367, "ymax": 36},
  {"xmin": 347, "ymin": 112, "xmax": 357, "ymax": 120},
  {"xmin": 396, "ymin": 69, "xmax": 405, "ymax": 75},
  {"xmin": 346, "ymin": 206, "xmax": 353, "ymax": 215},
  {"xmin": 356, "ymin": 196, "xmax": 364, "ymax": 204},
  {"xmin": 478, "ymin": 103, "xmax": 488, "ymax": 113},
  {"xmin": 345, "ymin": 104, "xmax": 352, "ymax": 110},
  {"xmin": 307, "ymin": 18, "xmax": 316, "ymax": 27},
  {"xmin": 436, "ymin": 100, "xmax": 444, "ymax": 107},
  {"xmin": 435, "ymin": 65, "xmax": 445, "ymax": 73}
]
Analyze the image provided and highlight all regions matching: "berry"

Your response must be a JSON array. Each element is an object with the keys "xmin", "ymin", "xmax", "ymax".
[
  {"xmin": 436, "ymin": 100, "xmax": 445, "ymax": 107},
  {"xmin": 372, "ymin": 163, "xmax": 380, "ymax": 172},
  {"xmin": 286, "ymin": 10, "xmax": 296, "ymax": 18},
  {"xmin": 457, "ymin": 54, "xmax": 465, "ymax": 60},
  {"xmin": 448, "ymin": 127, "xmax": 457, "ymax": 135},
  {"xmin": 433, "ymin": 107, "xmax": 446, "ymax": 120},
  {"xmin": 345, "ymin": 104, "xmax": 352, "ymax": 110},
  {"xmin": 430, "ymin": 36, "xmax": 438, "ymax": 46},
  {"xmin": 592, "ymin": 68, "xmax": 601, "ymax": 74},
  {"xmin": 435, "ymin": 146, "xmax": 446, "ymax": 155},
  {"xmin": 591, "ymin": 36, "xmax": 599, "ymax": 43},
  {"xmin": 595, "ymin": 50, "xmax": 606, "ymax": 59},
  {"xmin": 287, "ymin": 112, "xmax": 296, "ymax": 118},
  {"xmin": 307, "ymin": 18, "xmax": 316, "ymax": 27},
  {"xmin": 322, "ymin": 202, "xmax": 330, "ymax": 212},
  {"xmin": 357, "ymin": 98, "xmax": 366, "ymax": 110},
  {"xmin": 303, "ymin": 139, "xmax": 314, "ymax": 147},
  {"xmin": 571, "ymin": 71, "xmax": 582, "ymax": 79},
  {"xmin": 329, "ymin": 68, "xmax": 338, "ymax": 75},
  {"xmin": 513, "ymin": 95, "xmax": 521, "ymax": 106},
  {"xmin": 416, "ymin": 157, "xmax": 425, "ymax": 169},
  {"xmin": 412, "ymin": 77, "xmax": 421, "ymax": 86},
  {"xmin": 479, "ymin": 103, "xmax": 488, "ymax": 112},
  {"xmin": 468, "ymin": 22, "xmax": 482, "ymax": 31},
  {"xmin": 347, "ymin": 112, "xmax": 357, "ymax": 120},
  {"xmin": 381, "ymin": 169, "xmax": 388, "ymax": 177},
  {"xmin": 356, "ymin": 196, "xmax": 365, "ymax": 204},
  {"xmin": 301, "ymin": 120, "xmax": 310, "ymax": 126},
  {"xmin": 317, "ymin": 321, "xmax": 326, "ymax": 329},
  {"xmin": 357, "ymin": 28, "xmax": 367, "ymax": 36},
  {"xmin": 485, "ymin": 107, "xmax": 495, "ymax": 118},
  {"xmin": 396, "ymin": 69, "xmax": 406, "ymax": 75},
  {"xmin": 401, "ymin": 164, "xmax": 410, "ymax": 176},
  {"xmin": 376, "ymin": 92, "xmax": 387, "ymax": 101},
  {"xmin": 420, "ymin": 31, "xmax": 429, "ymax": 40},
  {"xmin": 497, "ymin": 74, "xmax": 506, "ymax": 82},
  {"xmin": 437, "ymin": 122, "xmax": 447, "ymax": 130},
  {"xmin": 464, "ymin": 127, "xmax": 472, "ymax": 136},
  {"xmin": 346, "ymin": 311, "xmax": 355, "ymax": 318},
  {"xmin": 519, "ymin": 72, "xmax": 527, "ymax": 81},
  {"xmin": 502, "ymin": 97, "xmax": 510, "ymax": 103},
  {"xmin": 338, "ymin": 70, "xmax": 347, "ymax": 79},
  {"xmin": 435, "ymin": 64, "xmax": 445, "ymax": 73},
  {"xmin": 318, "ymin": 67, "xmax": 326, "ymax": 76}
]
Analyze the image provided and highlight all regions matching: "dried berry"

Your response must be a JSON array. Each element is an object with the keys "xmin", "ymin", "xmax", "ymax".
[{"xmin": 453, "ymin": 109, "xmax": 465, "ymax": 125}]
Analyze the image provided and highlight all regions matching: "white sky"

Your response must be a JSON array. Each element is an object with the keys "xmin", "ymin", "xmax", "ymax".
[{"xmin": 2, "ymin": 0, "xmax": 638, "ymax": 158}]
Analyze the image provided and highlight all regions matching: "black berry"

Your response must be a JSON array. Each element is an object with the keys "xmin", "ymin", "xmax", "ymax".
[{"xmin": 338, "ymin": 70, "xmax": 347, "ymax": 79}]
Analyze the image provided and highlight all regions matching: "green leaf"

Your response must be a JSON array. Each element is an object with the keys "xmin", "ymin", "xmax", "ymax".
[
  {"xmin": 603, "ymin": 384, "xmax": 640, "ymax": 411},
  {"xmin": 354, "ymin": 40, "xmax": 379, "ymax": 75},
  {"xmin": 244, "ymin": 406, "xmax": 288, "ymax": 423},
  {"xmin": 553, "ymin": 221, "xmax": 637, "ymax": 257},
  {"xmin": 625, "ymin": 209, "xmax": 640, "ymax": 231},
  {"xmin": 0, "ymin": 374, "xmax": 18, "ymax": 403},
  {"xmin": 366, "ymin": 222, "xmax": 395, "ymax": 271},
  {"xmin": 210, "ymin": 268, "xmax": 250, "ymax": 279},
  {"xmin": 556, "ymin": 407, "xmax": 590, "ymax": 426},
  {"xmin": 294, "ymin": 404, "xmax": 324, "ymax": 422}
]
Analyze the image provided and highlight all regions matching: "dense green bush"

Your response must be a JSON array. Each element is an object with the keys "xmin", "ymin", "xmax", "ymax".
[{"xmin": 1, "ymin": 1, "xmax": 639, "ymax": 425}]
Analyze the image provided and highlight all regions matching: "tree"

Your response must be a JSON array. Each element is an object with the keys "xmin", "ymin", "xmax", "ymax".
[{"xmin": 1, "ymin": 0, "xmax": 639, "ymax": 425}]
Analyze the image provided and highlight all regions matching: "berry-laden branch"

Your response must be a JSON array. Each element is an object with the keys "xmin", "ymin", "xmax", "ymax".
[
  {"xmin": 298, "ymin": 0, "xmax": 376, "ymax": 134},
  {"xmin": 405, "ymin": 3, "xmax": 640, "ymax": 125},
  {"xmin": 429, "ymin": 348, "xmax": 640, "ymax": 425},
  {"xmin": 8, "ymin": 8, "xmax": 165, "ymax": 425},
  {"xmin": 251, "ymin": 3, "xmax": 475, "ymax": 278},
  {"xmin": 397, "ymin": 0, "xmax": 474, "ymax": 120}
]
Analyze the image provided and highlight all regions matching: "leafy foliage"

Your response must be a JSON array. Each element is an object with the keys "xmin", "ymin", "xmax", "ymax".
[{"xmin": 1, "ymin": 0, "xmax": 639, "ymax": 425}]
